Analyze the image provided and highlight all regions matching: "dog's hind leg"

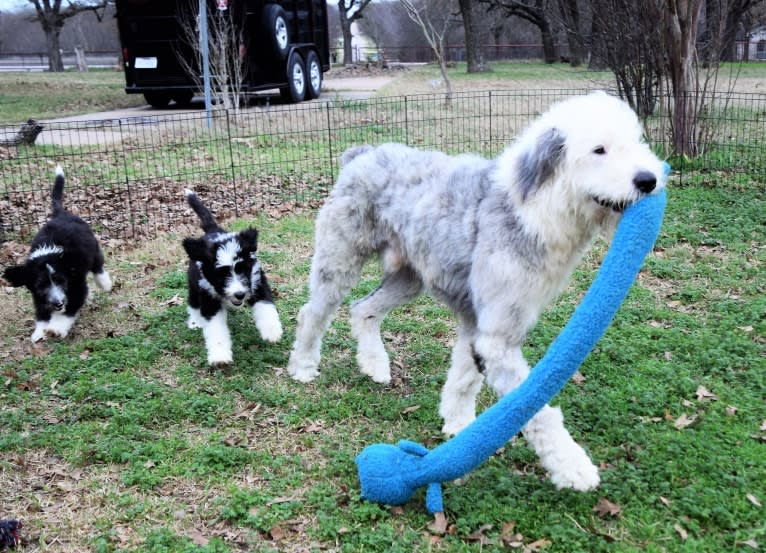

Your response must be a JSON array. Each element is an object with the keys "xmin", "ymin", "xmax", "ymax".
[
  {"xmin": 476, "ymin": 336, "xmax": 600, "ymax": 491},
  {"xmin": 350, "ymin": 265, "xmax": 423, "ymax": 384},
  {"xmin": 439, "ymin": 320, "xmax": 485, "ymax": 435},
  {"xmin": 91, "ymin": 249, "xmax": 112, "ymax": 292},
  {"xmin": 287, "ymin": 229, "xmax": 370, "ymax": 382}
]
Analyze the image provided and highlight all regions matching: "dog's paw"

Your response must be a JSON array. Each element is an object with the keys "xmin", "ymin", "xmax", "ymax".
[
  {"xmin": 31, "ymin": 327, "xmax": 47, "ymax": 343},
  {"xmin": 207, "ymin": 350, "xmax": 233, "ymax": 367},
  {"xmin": 94, "ymin": 271, "xmax": 113, "ymax": 292},
  {"xmin": 286, "ymin": 355, "xmax": 320, "ymax": 383},
  {"xmin": 441, "ymin": 414, "xmax": 476, "ymax": 436},
  {"xmin": 549, "ymin": 459, "xmax": 600, "ymax": 492},
  {"xmin": 253, "ymin": 302, "xmax": 283, "ymax": 343},
  {"xmin": 357, "ymin": 348, "xmax": 391, "ymax": 385},
  {"xmin": 45, "ymin": 327, "xmax": 68, "ymax": 339},
  {"xmin": 187, "ymin": 317, "xmax": 201, "ymax": 330}
]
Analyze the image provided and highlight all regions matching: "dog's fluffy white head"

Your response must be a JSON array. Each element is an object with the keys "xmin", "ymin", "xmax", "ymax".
[
  {"xmin": 499, "ymin": 91, "xmax": 666, "ymax": 227},
  {"xmin": 3, "ymin": 246, "xmax": 82, "ymax": 312},
  {"xmin": 183, "ymin": 229, "xmax": 261, "ymax": 309}
]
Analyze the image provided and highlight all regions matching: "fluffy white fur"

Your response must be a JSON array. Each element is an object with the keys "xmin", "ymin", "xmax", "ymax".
[{"xmin": 286, "ymin": 92, "xmax": 667, "ymax": 491}]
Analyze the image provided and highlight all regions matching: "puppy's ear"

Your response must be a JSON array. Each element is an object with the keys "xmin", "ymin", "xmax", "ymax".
[
  {"xmin": 517, "ymin": 127, "xmax": 566, "ymax": 200},
  {"xmin": 3, "ymin": 265, "xmax": 29, "ymax": 287},
  {"xmin": 238, "ymin": 228, "xmax": 258, "ymax": 252},
  {"xmin": 183, "ymin": 238, "xmax": 213, "ymax": 262}
]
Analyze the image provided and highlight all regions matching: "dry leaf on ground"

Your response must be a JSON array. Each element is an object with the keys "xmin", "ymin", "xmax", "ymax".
[{"xmin": 593, "ymin": 497, "xmax": 622, "ymax": 518}]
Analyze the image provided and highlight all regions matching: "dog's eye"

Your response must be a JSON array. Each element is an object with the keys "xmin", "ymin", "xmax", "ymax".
[{"xmin": 593, "ymin": 146, "xmax": 607, "ymax": 155}]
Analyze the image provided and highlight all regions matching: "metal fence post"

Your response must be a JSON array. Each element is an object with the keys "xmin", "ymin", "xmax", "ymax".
[{"xmin": 225, "ymin": 108, "xmax": 239, "ymax": 217}]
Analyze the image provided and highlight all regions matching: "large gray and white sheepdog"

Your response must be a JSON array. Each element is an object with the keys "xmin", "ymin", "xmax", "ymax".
[{"xmin": 287, "ymin": 91, "xmax": 667, "ymax": 491}]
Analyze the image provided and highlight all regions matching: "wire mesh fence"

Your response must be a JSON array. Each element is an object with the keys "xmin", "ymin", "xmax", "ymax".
[{"xmin": 1, "ymin": 89, "xmax": 764, "ymax": 244}]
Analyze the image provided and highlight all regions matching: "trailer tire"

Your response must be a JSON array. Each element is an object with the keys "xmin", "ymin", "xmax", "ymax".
[
  {"xmin": 304, "ymin": 50, "xmax": 322, "ymax": 99},
  {"xmin": 172, "ymin": 90, "xmax": 194, "ymax": 107},
  {"xmin": 262, "ymin": 4, "xmax": 290, "ymax": 60},
  {"xmin": 279, "ymin": 52, "xmax": 306, "ymax": 103},
  {"xmin": 144, "ymin": 92, "xmax": 172, "ymax": 108}
]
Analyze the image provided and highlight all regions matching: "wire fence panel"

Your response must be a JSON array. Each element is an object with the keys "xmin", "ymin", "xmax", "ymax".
[{"xmin": 1, "ymin": 89, "xmax": 764, "ymax": 244}]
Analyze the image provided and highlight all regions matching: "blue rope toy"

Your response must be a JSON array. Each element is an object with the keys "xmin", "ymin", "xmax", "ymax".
[{"xmin": 356, "ymin": 174, "xmax": 668, "ymax": 514}]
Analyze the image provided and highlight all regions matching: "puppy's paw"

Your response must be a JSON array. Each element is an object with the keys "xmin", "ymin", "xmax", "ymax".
[
  {"xmin": 253, "ymin": 301, "xmax": 283, "ymax": 343},
  {"xmin": 31, "ymin": 327, "xmax": 47, "ymax": 343},
  {"xmin": 45, "ymin": 327, "xmax": 68, "ymax": 339},
  {"xmin": 94, "ymin": 271, "xmax": 113, "ymax": 293},
  {"xmin": 207, "ymin": 350, "xmax": 233, "ymax": 367},
  {"xmin": 187, "ymin": 317, "xmax": 201, "ymax": 330}
]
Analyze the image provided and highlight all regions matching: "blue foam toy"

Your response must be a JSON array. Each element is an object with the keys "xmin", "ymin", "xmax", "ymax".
[{"xmin": 356, "ymin": 177, "xmax": 668, "ymax": 514}]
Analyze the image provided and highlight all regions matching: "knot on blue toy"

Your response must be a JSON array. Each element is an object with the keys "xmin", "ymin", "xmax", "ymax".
[{"xmin": 355, "ymin": 440, "xmax": 444, "ymax": 514}]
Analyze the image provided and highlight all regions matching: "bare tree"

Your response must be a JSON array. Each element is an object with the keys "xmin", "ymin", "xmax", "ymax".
[
  {"xmin": 176, "ymin": 0, "xmax": 247, "ymax": 113},
  {"xmin": 589, "ymin": 0, "xmax": 664, "ymax": 116},
  {"xmin": 359, "ymin": 0, "xmax": 447, "ymax": 62},
  {"xmin": 707, "ymin": 0, "xmax": 764, "ymax": 61},
  {"xmin": 557, "ymin": 0, "xmax": 584, "ymax": 66},
  {"xmin": 25, "ymin": 0, "xmax": 108, "ymax": 71},
  {"xmin": 459, "ymin": 0, "xmax": 492, "ymax": 72},
  {"xmin": 481, "ymin": 0, "xmax": 558, "ymax": 63},
  {"xmin": 662, "ymin": 0, "xmax": 705, "ymax": 155},
  {"xmin": 338, "ymin": 0, "xmax": 374, "ymax": 65},
  {"xmin": 400, "ymin": 0, "xmax": 457, "ymax": 101}
]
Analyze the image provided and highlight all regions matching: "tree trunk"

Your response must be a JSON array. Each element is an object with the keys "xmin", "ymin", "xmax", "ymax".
[
  {"xmin": 340, "ymin": 10, "xmax": 354, "ymax": 65},
  {"xmin": 44, "ymin": 20, "xmax": 65, "ymax": 72},
  {"xmin": 459, "ymin": 0, "xmax": 491, "ymax": 72},
  {"xmin": 540, "ymin": 17, "xmax": 557, "ymax": 63},
  {"xmin": 588, "ymin": 11, "xmax": 607, "ymax": 70},
  {"xmin": 559, "ymin": 0, "xmax": 583, "ymax": 66},
  {"xmin": 664, "ymin": 0, "xmax": 704, "ymax": 156}
]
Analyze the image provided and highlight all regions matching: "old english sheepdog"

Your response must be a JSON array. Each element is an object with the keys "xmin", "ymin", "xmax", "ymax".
[
  {"xmin": 3, "ymin": 166, "xmax": 112, "ymax": 342},
  {"xmin": 183, "ymin": 190, "xmax": 283, "ymax": 367},
  {"xmin": 286, "ymin": 91, "xmax": 667, "ymax": 491}
]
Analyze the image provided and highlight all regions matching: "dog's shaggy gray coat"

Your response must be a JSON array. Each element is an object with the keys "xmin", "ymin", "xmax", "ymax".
[{"xmin": 287, "ymin": 91, "xmax": 667, "ymax": 491}]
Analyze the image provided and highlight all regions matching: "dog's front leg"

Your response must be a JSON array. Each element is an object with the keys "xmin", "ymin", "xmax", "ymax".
[
  {"xmin": 201, "ymin": 310, "xmax": 233, "ymax": 367},
  {"xmin": 250, "ymin": 271, "xmax": 282, "ymax": 343},
  {"xmin": 475, "ymin": 333, "xmax": 600, "ymax": 492}
]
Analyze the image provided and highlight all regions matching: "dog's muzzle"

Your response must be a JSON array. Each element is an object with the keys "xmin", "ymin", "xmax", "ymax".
[
  {"xmin": 592, "ymin": 168, "xmax": 661, "ymax": 213},
  {"xmin": 228, "ymin": 291, "xmax": 247, "ymax": 307},
  {"xmin": 592, "ymin": 195, "xmax": 631, "ymax": 213}
]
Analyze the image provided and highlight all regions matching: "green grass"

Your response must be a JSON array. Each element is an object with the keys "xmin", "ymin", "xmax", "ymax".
[
  {"xmin": 1, "ymin": 182, "xmax": 764, "ymax": 552},
  {"xmin": 0, "ymin": 70, "xmax": 144, "ymax": 124}
]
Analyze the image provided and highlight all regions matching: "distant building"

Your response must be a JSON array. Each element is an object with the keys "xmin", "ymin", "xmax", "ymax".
[{"xmin": 738, "ymin": 24, "xmax": 766, "ymax": 61}]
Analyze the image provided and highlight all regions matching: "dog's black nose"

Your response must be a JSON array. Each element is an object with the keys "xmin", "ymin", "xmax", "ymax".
[
  {"xmin": 53, "ymin": 301, "xmax": 64, "ymax": 310},
  {"xmin": 633, "ymin": 171, "xmax": 657, "ymax": 193},
  {"xmin": 234, "ymin": 292, "xmax": 246, "ymax": 301}
]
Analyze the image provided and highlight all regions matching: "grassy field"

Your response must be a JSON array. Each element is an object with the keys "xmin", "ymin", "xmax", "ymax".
[
  {"xmin": 0, "ymin": 63, "xmax": 764, "ymax": 552},
  {"xmin": 0, "ymin": 70, "xmax": 145, "ymax": 125},
  {"xmin": 1, "ymin": 180, "xmax": 764, "ymax": 552},
  {"xmin": 2, "ymin": 61, "xmax": 765, "ymax": 125}
]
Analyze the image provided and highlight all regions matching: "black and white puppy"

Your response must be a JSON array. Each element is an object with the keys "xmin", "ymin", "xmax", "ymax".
[
  {"xmin": 182, "ymin": 189, "xmax": 282, "ymax": 367},
  {"xmin": 3, "ymin": 166, "xmax": 112, "ymax": 342}
]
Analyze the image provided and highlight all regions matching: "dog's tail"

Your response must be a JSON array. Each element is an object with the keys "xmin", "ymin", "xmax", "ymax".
[
  {"xmin": 51, "ymin": 165, "xmax": 65, "ymax": 216},
  {"xmin": 184, "ymin": 189, "xmax": 219, "ymax": 233},
  {"xmin": 340, "ymin": 145, "xmax": 374, "ymax": 166}
]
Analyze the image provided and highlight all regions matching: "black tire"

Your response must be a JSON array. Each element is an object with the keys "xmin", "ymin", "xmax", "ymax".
[
  {"xmin": 304, "ymin": 50, "xmax": 322, "ymax": 100},
  {"xmin": 144, "ymin": 92, "xmax": 172, "ymax": 108},
  {"xmin": 172, "ymin": 90, "xmax": 194, "ymax": 107},
  {"xmin": 262, "ymin": 4, "xmax": 290, "ymax": 60},
  {"xmin": 279, "ymin": 52, "xmax": 306, "ymax": 103}
]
